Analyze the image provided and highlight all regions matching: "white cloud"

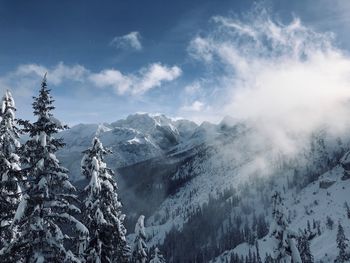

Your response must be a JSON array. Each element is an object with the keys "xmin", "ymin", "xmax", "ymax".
[
  {"xmin": 179, "ymin": 82, "xmax": 212, "ymax": 121},
  {"xmin": 0, "ymin": 62, "xmax": 89, "ymax": 106},
  {"xmin": 15, "ymin": 62, "xmax": 88, "ymax": 85},
  {"xmin": 1, "ymin": 60, "xmax": 180, "ymax": 97},
  {"xmin": 89, "ymin": 63, "xmax": 181, "ymax": 95},
  {"xmin": 88, "ymin": 69, "xmax": 132, "ymax": 94},
  {"xmin": 181, "ymin": 100, "xmax": 205, "ymax": 112},
  {"xmin": 16, "ymin": 64, "xmax": 47, "ymax": 78},
  {"xmin": 110, "ymin": 31, "xmax": 142, "ymax": 51},
  {"xmin": 187, "ymin": 6, "xmax": 350, "ymax": 155},
  {"xmin": 133, "ymin": 63, "xmax": 182, "ymax": 95},
  {"xmin": 184, "ymin": 82, "xmax": 201, "ymax": 95},
  {"xmin": 188, "ymin": 36, "xmax": 214, "ymax": 63}
]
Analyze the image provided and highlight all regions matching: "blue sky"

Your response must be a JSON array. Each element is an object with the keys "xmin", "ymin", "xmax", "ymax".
[{"xmin": 1, "ymin": 0, "xmax": 350, "ymax": 124}]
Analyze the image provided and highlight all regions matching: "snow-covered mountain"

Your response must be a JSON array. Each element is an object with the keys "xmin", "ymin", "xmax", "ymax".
[
  {"xmin": 212, "ymin": 162, "xmax": 350, "ymax": 262},
  {"xmin": 134, "ymin": 122, "xmax": 349, "ymax": 262},
  {"xmin": 59, "ymin": 113, "xmax": 350, "ymax": 262},
  {"xmin": 58, "ymin": 113, "xmax": 200, "ymax": 182}
]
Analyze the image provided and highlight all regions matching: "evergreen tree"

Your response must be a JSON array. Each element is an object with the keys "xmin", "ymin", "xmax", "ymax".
[
  {"xmin": 132, "ymin": 215, "xmax": 148, "ymax": 263},
  {"xmin": 344, "ymin": 202, "xmax": 350, "ymax": 219},
  {"xmin": 0, "ymin": 75, "xmax": 88, "ymax": 262},
  {"xmin": 264, "ymin": 254, "xmax": 276, "ymax": 263},
  {"xmin": 149, "ymin": 247, "xmax": 165, "ymax": 263},
  {"xmin": 336, "ymin": 222, "xmax": 350, "ymax": 262},
  {"xmin": 0, "ymin": 90, "xmax": 22, "ymax": 250},
  {"xmin": 257, "ymin": 214, "xmax": 269, "ymax": 238},
  {"xmin": 326, "ymin": 216, "xmax": 334, "ymax": 230},
  {"xmin": 81, "ymin": 137, "xmax": 129, "ymax": 263},
  {"xmin": 297, "ymin": 232, "xmax": 313, "ymax": 263},
  {"xmin": 270, "ymin": 192, "xmax": 301, "ymax": 263},
  {"xmin": 255, "ymin": 241, "xmax": 262, "ymax": 263}
]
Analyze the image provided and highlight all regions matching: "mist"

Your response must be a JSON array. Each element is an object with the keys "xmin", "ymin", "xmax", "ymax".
[{"xmin": 187, "ymin": 5, "xmax": 350, "ymax": 158}]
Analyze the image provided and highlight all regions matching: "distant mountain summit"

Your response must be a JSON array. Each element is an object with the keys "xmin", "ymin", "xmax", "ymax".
[{"xmin": 58, "ymin": 113, "xmax": 203, "ymax": 181}]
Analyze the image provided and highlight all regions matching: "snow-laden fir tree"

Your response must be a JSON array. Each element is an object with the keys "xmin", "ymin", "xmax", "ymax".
[
  {"xmin": 0, "ymin": 90, "xmax": 22, "ymax": 250},
  {"xmin": 335, "ymin": 222, "xmax": 350, "ymax": 262},
  {"xmin": 297, "ymin": 231, "xmax": 313, "ymax": 263},
  {"xmin": 255, "ymin": 240, "xmax": 262, "ymax": 263},
  {"xmin": 269, "ymin": 192, "xmax": 301, "ymax": 263},
  {"xmin": 132, "ymin": 215, "xmax": 147, "ymax": 263},
  {"xmin": 81, "ymin": 137, "xmax": 129, "ymax": 263},
  {"xmin": 0, "ymin": 75, "xmax": 88, "ymax": 262},
  {"xmin": 149, "ymin": 247, "xmax": 165, "ymax": 263}
]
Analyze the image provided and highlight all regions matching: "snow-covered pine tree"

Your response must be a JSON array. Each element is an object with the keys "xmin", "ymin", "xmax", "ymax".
[
  {"xmin": 297, "ymin": 231, "xmax": 313, "ymax": 263},
  {"xmin": 255, "ymin": 241, "xmax": 262, "ymax": 263},
  {"xmin": 336, "ymin": 222, "xmax": 350, "ymax": 262},
  {"xmin": 81, "ymin": 137, "xmax": 129, "ymax": 263},
  {"xmin": 270, "ymin": 191, "xmax": 302, "ymax": 263},
  {"xmin": 149, "ymin": 247, "xmax": 165, "ymax": 263},
  {"xmin": 0, "ymin": 90, "xmax": 22, "ymax": 250},
  {"xmin": 132, "ymin": 215, "xmax": 147, "ymax": 263},
  {"xmin": 0, "ymin": 74, "xmax": 88, "ymax": 262}
]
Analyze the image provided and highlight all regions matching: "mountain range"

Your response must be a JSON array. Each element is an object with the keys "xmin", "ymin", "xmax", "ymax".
[{"xmin": 58, "ymin": 112, "xmax": 350, "ymax": 262}]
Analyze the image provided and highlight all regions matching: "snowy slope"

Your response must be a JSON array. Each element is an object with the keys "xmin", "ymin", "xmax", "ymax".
[
  {"xmin": 211, "ymin": 164, "xmax": 350, "ymax": 262},
  {"xmin": 131, "ymin": 121, "xmax": 350, "ymax": 262},
  {"xmin": 57, "ymin": 113, "xmax": 350, "ymax": 262}
]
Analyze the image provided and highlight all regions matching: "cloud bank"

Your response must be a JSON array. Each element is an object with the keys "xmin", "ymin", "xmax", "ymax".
[{"xmin": 187, "ymin": 6, "xmax": 350, "ymax": 154}]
